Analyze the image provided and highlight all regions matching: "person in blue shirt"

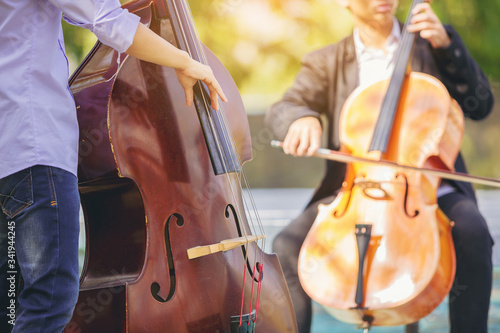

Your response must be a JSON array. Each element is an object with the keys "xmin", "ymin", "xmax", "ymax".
[{"xmin": 0, "ymin": 0, "xmax": 227, "ymax": 332}]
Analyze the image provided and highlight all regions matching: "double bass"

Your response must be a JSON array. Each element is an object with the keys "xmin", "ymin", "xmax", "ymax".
[
  {"xmin": 64, "ymin": 0, "xmax": 297, "ymax": 332},
  {"xmin": 297, "ymin": 0, "xmax": 462, "ymax": 329}
]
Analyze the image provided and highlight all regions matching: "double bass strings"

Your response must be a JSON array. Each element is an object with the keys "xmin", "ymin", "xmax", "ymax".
[
  {"xmin": 171, "ymin": 0, "xmax": 267, "ymax": 268},
  {"xmin": 174, "ymin": 2, "xmax": 269, "ymax": 322}
]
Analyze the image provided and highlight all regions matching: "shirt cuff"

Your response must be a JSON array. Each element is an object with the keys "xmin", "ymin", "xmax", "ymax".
[
  {"xmin": 63, "ymin": 7, "xmax": 141, "ymax": 54},
  {"xmin": 93, "ymin": 9, "xmax": 141, "ymax": 54}
]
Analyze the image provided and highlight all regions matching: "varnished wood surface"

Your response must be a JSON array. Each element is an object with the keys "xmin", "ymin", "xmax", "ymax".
[{"xmin": 76, "ymin": 188, "xmax": 500, "ymax": 331}]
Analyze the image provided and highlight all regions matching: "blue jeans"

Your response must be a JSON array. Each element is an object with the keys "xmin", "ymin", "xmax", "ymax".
[{"xmin": 0, "ymin": 165, "xmax": 80, "ymax": 333}]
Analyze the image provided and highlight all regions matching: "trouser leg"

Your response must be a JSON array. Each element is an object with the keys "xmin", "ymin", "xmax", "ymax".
[
  {"xmin": 272, "ymin": 195, "xmax": 336, "ymax": 333},
  {"xmin": 438, "ymin": 192, "xmax": 493, "ymax": 333},
  {"xmin": 0, "ymin": 166, "xmax": 80, "ymax": 333}
]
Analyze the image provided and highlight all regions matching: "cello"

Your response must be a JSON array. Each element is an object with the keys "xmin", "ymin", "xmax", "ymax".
[
  {"xmin": 64, "ymin": 0, "xmax": 297, "ymax": 332},
  {"xmin": 296, "ymin": 0, "xmax": 463, "ymax": 329}
]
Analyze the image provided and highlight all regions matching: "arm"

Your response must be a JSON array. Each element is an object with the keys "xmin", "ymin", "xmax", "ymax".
[
  {"xmin": 126, "ymin": 24, "xmax": 226, "ymax": 110},
  {"xmin": 408, "ymin": 2, "xmax": 493, "ymax": 120},
  {"xmin": 265, "ymin": 48, "xmax": 331, "ymax": 156},
  {"xmin": 430, "ymin": 26, "xmax": 493, "ymax": 120},
  {"xmin": 50, "ymin": 0, "xmax": 226, "ymax": 110}
]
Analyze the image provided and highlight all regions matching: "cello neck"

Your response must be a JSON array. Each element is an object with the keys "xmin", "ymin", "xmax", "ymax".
[{"xmin": 368, "ymin": 0, "xmax": 425, "ymax": 153}]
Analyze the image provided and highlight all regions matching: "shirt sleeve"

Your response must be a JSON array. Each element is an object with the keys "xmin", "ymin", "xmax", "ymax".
[{"xmin": 48, "ymin": 0, "xmax": 141, "ymax": 53}]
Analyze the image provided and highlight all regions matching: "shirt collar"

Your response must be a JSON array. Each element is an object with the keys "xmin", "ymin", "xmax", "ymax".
[{"xmin": 353, "ymin": 17, "xmax": 401, "ymax": 55}]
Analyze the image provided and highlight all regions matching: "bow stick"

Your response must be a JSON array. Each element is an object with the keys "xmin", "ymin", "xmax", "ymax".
[{"xmin": 271, "ymin": 140, "xmax": 500, "ymax": 188}]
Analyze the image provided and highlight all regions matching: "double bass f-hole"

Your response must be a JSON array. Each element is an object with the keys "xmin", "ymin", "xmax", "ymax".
[
  {"xmin": 151, "ymin": 204, "xmax": 262, "ymax": 303},
  {"xmin": 151, "ymin": 213, "xmax": 185, "ymax": 303},
  {"xmin": 63, "ymin": 0, "xmax": 298, "ymax": 331},
  {"xmin": 226, "ymin": 204, "xmax": 262, "ymax": 283}
]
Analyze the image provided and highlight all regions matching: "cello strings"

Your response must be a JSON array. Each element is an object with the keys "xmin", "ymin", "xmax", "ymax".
[
  {"xmin": 371, "ymin": 0, "xmax": 422, "ymax": 153},
  {"xmin": 172, "ymin": 0, "xmax": 266, "ymax": 262}
]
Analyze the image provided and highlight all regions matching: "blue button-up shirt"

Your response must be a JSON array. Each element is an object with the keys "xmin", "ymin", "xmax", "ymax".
[{"xmin": 0, "ymin": 0, "xmax": 140, "ymax": 179}]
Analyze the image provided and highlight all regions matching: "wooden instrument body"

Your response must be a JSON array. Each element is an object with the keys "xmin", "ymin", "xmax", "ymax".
[
  {"xmin": 64, "ymin": 1, "xmax": 297, "ymax": 332},
  {"xmin": 298, "ymin": 72, "xmax": 462, "ymax": 326}
]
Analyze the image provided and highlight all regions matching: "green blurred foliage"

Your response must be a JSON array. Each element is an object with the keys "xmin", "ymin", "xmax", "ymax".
[
  {"xmin": 61, "ymin": 0, "xmax": 500, "ymax": 185},
  {"xmin": 190, "ymin": 0, "xmax": 354, "ymax": 106},
  {"xmin": 62, "ymin": 0, "xmax": 500, "ymax": 99},
  {"xmin": 62, "ymin": 20, "xmax": 96, "ymax": 73}
]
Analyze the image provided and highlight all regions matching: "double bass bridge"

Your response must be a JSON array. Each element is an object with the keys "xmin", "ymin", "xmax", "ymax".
[{"xmin": 187, "ymin": 235, "xmax": 266, "ymax": 259}]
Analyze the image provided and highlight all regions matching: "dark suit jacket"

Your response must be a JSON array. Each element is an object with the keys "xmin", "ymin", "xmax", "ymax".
[{"xmin": 266, "ymin": 25, "xmax": 493, "ymax": 206}]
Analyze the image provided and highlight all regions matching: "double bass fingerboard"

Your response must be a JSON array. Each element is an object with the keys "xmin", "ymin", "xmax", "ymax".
[{"xmin": 164, "ymin": 0, "xmax": 241, "ymax": 175}]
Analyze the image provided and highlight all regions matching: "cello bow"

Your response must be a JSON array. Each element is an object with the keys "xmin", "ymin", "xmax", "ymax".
[{"xmin": 271, "ymin": 140, "xmax": 500, "ymax": 188}]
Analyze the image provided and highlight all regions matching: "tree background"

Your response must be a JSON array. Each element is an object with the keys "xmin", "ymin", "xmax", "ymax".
[{"xmin": 62, "ymin": 0, "xmax": 500, "ymax": 188}]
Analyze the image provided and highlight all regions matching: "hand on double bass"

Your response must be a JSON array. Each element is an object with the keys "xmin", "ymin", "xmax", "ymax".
[
  {"xmin": 126, "ymin": 23, "xmax": 228, "ymax": 110},
  {"xmin": 174, "ymin": 61, "xmax": 227, "ymax": 110}
]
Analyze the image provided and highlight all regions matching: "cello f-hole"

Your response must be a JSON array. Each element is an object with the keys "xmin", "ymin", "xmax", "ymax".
[
  {"xmin": 333, "ymin": 189, "xmax": 352, "ymax": 218},
  {"xmin": 395, "ymin": 173, "xmax": 420, "ymax": 218},
  {"xmin": 333, "ymin": 180, "xmax": 355, "ymax": 218},
  {"xmin": 151, "ymin": 213, "xmax": 184, "ymax": 303}
]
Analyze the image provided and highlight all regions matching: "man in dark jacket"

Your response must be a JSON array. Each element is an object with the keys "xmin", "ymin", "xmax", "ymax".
[{"xmin": 266, "ymin": 1, "xmax": 494, "ymax": 332}]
